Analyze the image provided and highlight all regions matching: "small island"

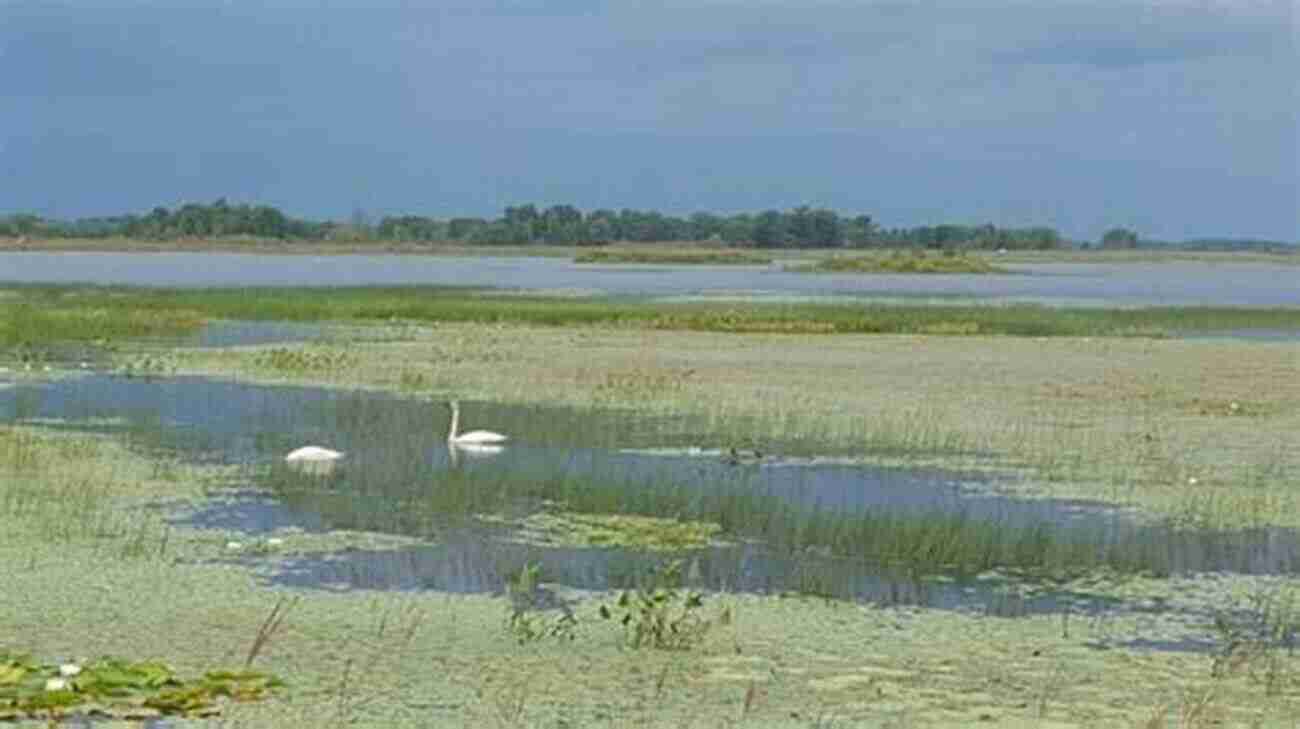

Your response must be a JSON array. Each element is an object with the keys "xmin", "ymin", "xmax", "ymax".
[
  {"xmin": 790, "ymin": 251, "xmax": 1011, "ymax": 274},
  {"xmin": 574, "ymin": 248, "xmax": 773, "ymax": 265}
]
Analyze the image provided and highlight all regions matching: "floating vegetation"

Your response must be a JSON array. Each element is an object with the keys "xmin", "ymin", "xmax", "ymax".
[
  {"xmin": 575, "ymin": 248, "xmax": 773, "ymax": 265},
  {"xmin": 0, "ymin": 652, "xmax": 283, "ymax": 721},
  {"xmin": 790, "ymin": 251, "xmax": 1009, "ymax": 274},
  {"xmin": 493, "ymin": 511, "xmax": 724, "ymax": 551}
]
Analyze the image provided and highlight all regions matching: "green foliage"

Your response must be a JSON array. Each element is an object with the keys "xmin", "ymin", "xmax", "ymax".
[
  {"xmin": 1, "ymin": 200, "xmax": 1074, "ymax": 250},
  {"xmin": 598, "ymin": 560, "xmax": 712, "ymax": 650},
  {"xmin": 0, "ymin": 298, "xmax": 204, "ymax": 349},
  {"xmin": 0, "ymin": 652, "xmax": 283, "ymax": 721},
  {"xmin": 505, "ymin": 563, "xmax": 578, "ymax": 645},
  {"xmin": 873, "ymin": 223, "xmax": 1065, "ymax": 251},
  {"xmin": 1101, "ymin": 227, "xmax": 1140, "ymax": 249},
  {"xmin": 5, "ymin": 286, "xmax": 1300, "ymax": 354}
]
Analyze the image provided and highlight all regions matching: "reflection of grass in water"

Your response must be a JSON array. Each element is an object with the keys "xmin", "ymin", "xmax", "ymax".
[
  {"xmin": 7, "ymin": 285, "xmax": 1300, "ymax": 345},
  {"xmin": 575, "ymin": 248, "xmax": 773, "ymax": 265},
  {"xmin": 264, "ymin": 462, "xmax": 1161, "ymax": 578},
  {"xmin": 790, "ymin": 251, "xmax": 1009, "ymax": 274}
]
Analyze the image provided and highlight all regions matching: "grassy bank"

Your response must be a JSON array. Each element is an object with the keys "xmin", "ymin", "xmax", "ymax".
[
  {"xmin": 5, "ymin": 285, "xmax": 1300, "ymax": 351},
  {"xmin": 790, "ymin": 252, "xmax": 1009, "ymax": 274},
  {"xmin": 575, "ymin": 248, "xmax": 773, "ymax": 265}
]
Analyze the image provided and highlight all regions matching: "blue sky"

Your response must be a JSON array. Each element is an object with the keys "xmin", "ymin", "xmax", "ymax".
[{"xmin": 2, "ymin": 0, "xmax": 1296, "ymax": 241}]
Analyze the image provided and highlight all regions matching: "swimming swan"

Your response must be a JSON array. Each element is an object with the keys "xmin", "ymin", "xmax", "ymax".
[
  {"xmin": 446, "ymin": 400, "xmax": 508, "ymax": 445},
  {"xmin": 285, "ymin": 445, "xmax": 343, "ymax": 474}
]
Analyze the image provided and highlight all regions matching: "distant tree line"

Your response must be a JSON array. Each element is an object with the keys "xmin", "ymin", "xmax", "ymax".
[
  {"xmin": 7, "ymin": 199, "xmax": 1285, "ymax": 251},
  {"xmin": 0, "ymin": 200, "xmax": 326, "ymax": 241}
]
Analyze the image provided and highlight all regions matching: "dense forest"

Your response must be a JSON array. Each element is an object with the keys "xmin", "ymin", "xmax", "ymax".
[{"xmin": 0, "ymin": 200, "xmax": 1292, "ymax": 251}]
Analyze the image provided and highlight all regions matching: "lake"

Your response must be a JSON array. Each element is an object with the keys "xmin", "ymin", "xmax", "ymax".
[{"xmin": 2, "ymin": 252, "xmax": 1297, "ymax": 306}]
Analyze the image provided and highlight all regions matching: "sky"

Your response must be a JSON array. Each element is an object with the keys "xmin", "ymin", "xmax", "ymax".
[{"xmin": 2, "ymin": 0, "xmax": 1296, "ymax": 241}]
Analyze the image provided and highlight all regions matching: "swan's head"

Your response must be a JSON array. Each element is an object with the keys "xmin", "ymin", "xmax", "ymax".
[{"xmin": 446, "ymin": 400, "xmax": 460, "ymax": 411}]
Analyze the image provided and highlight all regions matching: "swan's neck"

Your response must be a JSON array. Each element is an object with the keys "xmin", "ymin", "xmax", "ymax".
[{"xmin": 447, "ymin": 404, "xmax": 459, "ymax": 442}]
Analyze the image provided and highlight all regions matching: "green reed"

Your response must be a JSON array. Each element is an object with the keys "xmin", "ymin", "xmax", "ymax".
[
  {"xmin": 7, "ymin": 285, "xmax": 1299, "ymax": 348},
  {"xmin": 262, "ymin": 457, "xmax": 1161, "ymax": 579}
]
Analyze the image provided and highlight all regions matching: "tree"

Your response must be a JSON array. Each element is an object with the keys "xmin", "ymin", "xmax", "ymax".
[
  {"xmin": 751, "ymin": 210, "xmax": 789, "ymax": 248},
  {"xmin": 1101, "ymin": 228, "xmax": 1139, "ymax": 249}
]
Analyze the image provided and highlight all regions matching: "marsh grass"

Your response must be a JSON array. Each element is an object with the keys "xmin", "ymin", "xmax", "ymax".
[
  {"xmin": 0, "ymin": 297, "xmax": 204, "ymax": 348},
  {"xmin": 0, "ymin": 425, "xmax": 196, "ymax": 559},
  {"xmin": 160, "ymin": 319, "xmax": 1299, "ymax": 530},
  {"xmin": 790, "ymin": 250, "xmax": 1010, "ymax": 274},
  {"xmin": 5, "ymin": 285, "xmax": 1299, "ymax": 350},
  {"xmin": 264, "ymin": 455, "xmax": 1165, "ymax": 579},
  {"xmin": 575, "ymin": 248, "xmax": 773, "ymax": 265},
  {"xmin": 1209, "ymin": 587, "xmax": 1298, "ymax": 696},
  {"xmin": 4, "ymin": 420, "xmax": 1297, "ymax": 726}
]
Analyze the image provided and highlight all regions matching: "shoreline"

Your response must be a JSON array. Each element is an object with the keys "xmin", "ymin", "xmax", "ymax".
[{"xmin": 3, "ymin": 237, "xmax": 1297, "ymax": 264}]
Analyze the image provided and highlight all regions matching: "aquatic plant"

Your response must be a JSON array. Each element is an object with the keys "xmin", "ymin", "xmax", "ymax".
[
  {"xmin": 598, "ymin": 560, "xmax": 714, "ymax": 650},
  {"xmin": 1209, "ymin": 587, "xmax": 1298, "ymax": 694},
  {"xmin": 504, "ymin": 562, "xmax": 578, "ymax": 645},
  {"xmin": 0, "ymin": 652, "xmax": 283, "ymax": 721}
]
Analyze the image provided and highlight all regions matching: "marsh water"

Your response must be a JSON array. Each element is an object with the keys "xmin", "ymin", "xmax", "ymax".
[
  {"xmin": 2, "ymin": 373, "xmax": 1296, "ymax": 616},
  {"xmin": 4, "ymin": 252, "xmax": 1299, "ymax": 306}
]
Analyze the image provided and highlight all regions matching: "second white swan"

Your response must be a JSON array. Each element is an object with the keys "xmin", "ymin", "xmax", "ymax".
[
  {"xmin": 446, "ymin": 400, "xmax": 508, "ymax": 445},
  {"xmin": 284, "ymin": 445, "xmax": 344, "ymax": 475}
]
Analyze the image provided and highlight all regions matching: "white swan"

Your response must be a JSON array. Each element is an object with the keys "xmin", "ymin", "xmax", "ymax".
[
  {"xmin": 446, "ymin": 401, "xmax": 508, "ymax": 445},
  {"xmin": 285, "ymin": 445, "xmax": 343, "ymax": 475}
]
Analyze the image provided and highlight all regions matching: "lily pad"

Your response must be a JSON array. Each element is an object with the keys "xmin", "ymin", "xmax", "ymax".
[{"xmin": 0, "ymin": 651, "xmax": 283, "ymax": 722}]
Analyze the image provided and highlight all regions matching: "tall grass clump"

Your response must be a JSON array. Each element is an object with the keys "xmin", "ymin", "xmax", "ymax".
[
  {"xmin": 0, "ymin": 298, "xmax": 204, "ymax": 349},
  {"xmin": 0, "ymin": 426, "xmax": 174, "ymax": 557}
]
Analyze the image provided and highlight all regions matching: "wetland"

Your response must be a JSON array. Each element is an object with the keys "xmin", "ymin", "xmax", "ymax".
[{"xmin": 0, "ymin": 270, "xmax": 1297, "ymax": 726}]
